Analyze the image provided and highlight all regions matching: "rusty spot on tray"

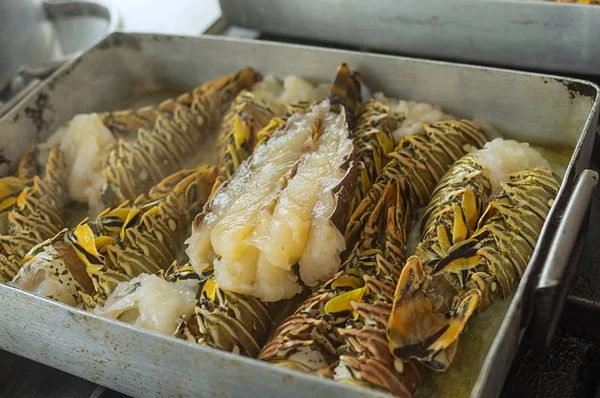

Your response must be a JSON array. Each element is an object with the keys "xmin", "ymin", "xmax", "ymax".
[
  {"xmin": 97, "ymin": 32, "xmax": 142, "ymax": 51},
  {"xmin": 0, "ymin": 148, "xmax": 10, "ymax": 174},
  {"xmin": 149, "ymin": 34, "xmax": 176, "ymax": 42},
  {"xmin": 558, "ymin": 78, "xmax": 598, "ymax": 101},
  {"xmin": 24, "ymin": 92, "xmax": 54, "ymax": 140}
]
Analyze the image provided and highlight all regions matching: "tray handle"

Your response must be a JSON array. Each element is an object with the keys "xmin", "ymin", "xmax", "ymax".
[{"xmin": 532, "ymin": 169, "xmax": 598, "ymax": 352}]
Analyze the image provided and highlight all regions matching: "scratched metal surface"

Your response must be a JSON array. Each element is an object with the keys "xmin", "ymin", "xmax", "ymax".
[{"xmin": 0, "ymin": 33, "xmax": 598, "ymax": 398}]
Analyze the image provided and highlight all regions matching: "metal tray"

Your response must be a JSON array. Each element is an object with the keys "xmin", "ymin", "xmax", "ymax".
[
  {"xmin": 218, "ymin": 0, "xmax": 600, "ymax": 76},
  {"xmin": 0, "ymin": 32, "xmax": 598, "ymax": 398}
]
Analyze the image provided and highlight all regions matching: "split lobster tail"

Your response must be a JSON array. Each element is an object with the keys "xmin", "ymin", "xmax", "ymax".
[{"xmin": 180, "ymin": 63, "xmax": 362, "ymax": 358}]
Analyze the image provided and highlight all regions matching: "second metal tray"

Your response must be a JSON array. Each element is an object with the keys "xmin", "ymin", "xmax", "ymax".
[
  {"xmin": 0, "ymin": 32, "xmax": 598, "ymax": 398},
  {"xmin": 219, "ymin": 0, "xmax": 600, "ymax": 76}
]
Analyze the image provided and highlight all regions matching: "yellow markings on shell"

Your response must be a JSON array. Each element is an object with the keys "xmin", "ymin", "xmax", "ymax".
[
  {"xmin": 202, "ymin": 275, "xmax": 218, "ymax": 302},
  {"xmin": 426, "ymin": 289, "xmax": 480, "ymax": 354},
  {"xmin": 119, "ymin": 208, "xmax": 141, "ymax": 240},
  {"xmin": 233, "ymin": 115, "xmax": 251, "ymax": 150},
  {"xmin": 94, "ymin": 236, "xmax": 116, "ymax": 252},
  {"xmin": 140, "ymin": 206, "xmax": 160, "ymax": 224},
  {"xmin": 72, "ymin": 223, "xmax": 104, "ymax": 274},
  {"xmin": 227, "ymin": 144, "xmax": 241, "ymax": 171},
  {"xmin": 325, "ymin": 285, "xmax": 368, "ymax": 316},
  {"xmin": 0, "ymin": 241, "xmax": 12, "ymax": 255},
  {"xmin": 461, "ymin": 189, "xmax": 479, "ymax": 231},
  {"xmin": 359, "ymin": 167, "xmax": 371, "ymax": 195},
  {"xmin": 371, "ymin": 149, "xmax": 383, "ymax": 176},
  {"xmin": 99, "ymin": 207, "xmax": 133, "ymax": 233},
  {"xmin": 0, "ymin": 176, "xmax": 32, "ymax": 211},
  {"xmin": 377, "ymin": 130, "xmax": 394, "ymax": 156},
  {"xmin": 0, "ymin": 197, "xmax": 17, "ymax": 212},
  {"xmin": 435, "ymin": 254, "xmax": 482, "ymax": 274},
  {"xmin": 331, "ymin": 274, "xmax": 364, "ymax": 290},
  {"xmin": 451, "ymin": 203, "xmax": 468, "ymax": 244},
  {"xmin": 0, "ymin": 180, "xmax": 16, "ymax": 198},
  {"xmin": 256, "ymin": 117, "xmax": 285, "ymax": 146},
  {"xmin": 15, "ymin": 186, "xmax": 32, "ymax": 209},
  {"xmin": 437, "ymin": 226, "xmax": 452, "ymax": 251}
]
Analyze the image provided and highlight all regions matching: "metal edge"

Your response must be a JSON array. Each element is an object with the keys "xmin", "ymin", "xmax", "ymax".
[
  {"xmin": 538, "ymin": 169, "xmax": 599, "ymax": 290},
  {"xmin": 15, "ymin": 31, "xmax": 598, "ymax": 129},
  {"xmin": 0, "ymin": 56, "xmax": 79, "ymax": 128},
  {"xmin": 532, "ymin": 169, "xmax": 599, "ymax": 351},
  {"xmin": 201, "ymin": 15, "xmax": 230, "ymax": 36},
  {"xmin": 0, "ymin": 282, "xmax": 390, "ymax": 398},
  {"xmin": 113, "ymin": 32, "xmax": 600, "ymax": 93}
]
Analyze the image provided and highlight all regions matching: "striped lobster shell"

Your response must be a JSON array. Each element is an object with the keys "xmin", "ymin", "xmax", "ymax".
[
  {"xmin": 12, "ymin": 166, "xmax": 217, "ymax": 307},
  {"xmin": 100, "ymin": 67, "xmax": 261, "ymax": 208},
  {"xmin": 259, "ymin": 120, "xmax": 487, "ymax": 397},
  {"xmin": 387, "ymin": 157, "xmax": 560, "ymax": 379},
  {"xmin": 0, "ymin": 146, "xmax": 68, "ymax": 282},
  {"xmin": 216, "ymin": 90, "xmax": 286, "ymax": 181}
]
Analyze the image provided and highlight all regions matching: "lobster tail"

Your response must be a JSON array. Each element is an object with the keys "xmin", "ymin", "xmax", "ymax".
[
  {"xmin": 328, "ymin": 63, "xmax": 363, "ymax": 124},
  {"xmin": 387, "ymin": 163, "xmax": 560, "ymax": 372},
  {"xmin": 388, "ymin": 255, "xmax": 479, "ymax": 371}
]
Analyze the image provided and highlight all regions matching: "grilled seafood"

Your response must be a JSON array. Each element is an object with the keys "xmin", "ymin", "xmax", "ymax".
[
  {"xmin": 216, "ymin": 90, "xmax": 285, "ymax": 180},
  {"xmin": 252, "ymin": 74, "xmax": 330, "ymax": 106},
  {"xmin": 348, "ymin": 98, "xmax": 396, "ymax": 215},
  {"xmin": 0, "ymin": 146, "xmax": 42, "ymax": 224},
  {"xmin": 0, "ymin": 58, "xmax": 569, "ymax": 398},
  {"xmin": 94, "ymin": 273, "xmax": 200, "ymax": 335},
  {"xmin": 0, "ymin": 147, "xmax": 68, "ymax": 282},
  {"xmin": 100, "ymin": 68, "xmax": 260, "ymax": 208},
  {"xmin": 387, "ymin": 142, "xmax": 559, "ymax": 379},
  {"xmin": 12, "ymin": 166, "xmax": 217, "ymax": 307},
  {"xmin": 186, "ymin": 66, "xmax": 361, "ymax": 302},
  {"xmin": 215, "ymin": 72, "xmax": 338, "ymax": 186},
  {"xmin": 173, "ymin": 64, "xmax": 361, "ymax": 357},
  {"xmin": 373, "ymin": 93, "xmax": 453, "ymax": 144},
  {"xmin": 259, "ymin": 120, "xmax": 487, "ymax": 397},
  {"xmin": 43, "ymin": 68, "xmax": 259, "ymax": 214},
  {"xmin": 99, "ymin": 105, "xmax": 161, "ymax": 139}
]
